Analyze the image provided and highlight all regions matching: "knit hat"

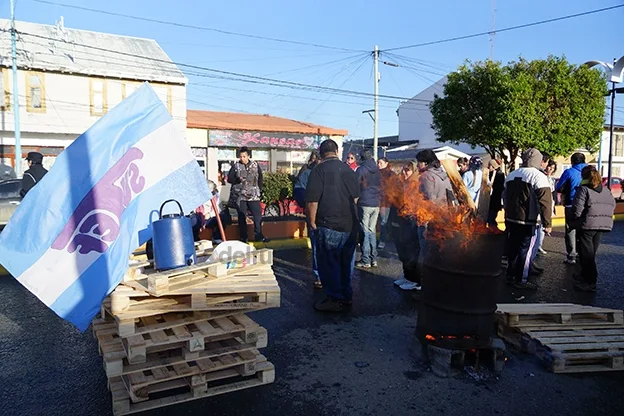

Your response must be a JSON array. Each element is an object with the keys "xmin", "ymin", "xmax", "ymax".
[{"xmin": 521, "ymin": 148, "xmax": 543, "ymax": 169}]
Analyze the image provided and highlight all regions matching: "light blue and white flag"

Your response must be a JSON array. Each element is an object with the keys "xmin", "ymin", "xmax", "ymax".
[{"xmin": 0, "ymin": 83, "xmax": 211, "ymax": 331}]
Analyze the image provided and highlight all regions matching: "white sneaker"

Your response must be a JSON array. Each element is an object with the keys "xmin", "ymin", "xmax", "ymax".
[
  {"xmin": 399, "ymin": 282, "xmax": 422, "ymax": 291},
  {"xmin": 394, "ymin": 278, "xmax": 409, "ymax": 286},
  {"xmin": 538, "ymin": 248, "xmax": 547, "ymax": 255}
]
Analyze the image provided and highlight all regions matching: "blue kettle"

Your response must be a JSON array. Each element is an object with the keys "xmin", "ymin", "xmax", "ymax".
[{"xmin": 152, "ymin": 199, "xmax": 196, "ymax": 271}]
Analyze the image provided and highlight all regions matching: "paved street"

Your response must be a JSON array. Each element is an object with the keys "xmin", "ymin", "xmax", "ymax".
[{"xmin": 1, "ymin": 223, "xmax": 623, "ymax": 416}]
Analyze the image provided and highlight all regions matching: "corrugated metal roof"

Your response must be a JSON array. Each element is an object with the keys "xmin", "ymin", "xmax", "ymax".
[
  {"xmin": 187, "ymin": 109, "xmax": 348, "ymax": 136},
  {"xmin": 0, "ymin": 18, "xmax": 187, "ymax": 84}
]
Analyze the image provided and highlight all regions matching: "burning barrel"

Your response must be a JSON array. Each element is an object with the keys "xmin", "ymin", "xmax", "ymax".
[{"xmin": 417, "ymin": 224, "xmax": 505, "ymax": 350}]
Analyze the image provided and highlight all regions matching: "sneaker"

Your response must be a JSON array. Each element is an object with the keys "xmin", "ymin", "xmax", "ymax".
[
  {"xmin": 529, "ymin": 268, "xmax": 544, "ymax": 277},
  {"xmin": 371, "ymin": 261, "xmax": 378, "ymax": 267},
  {"xmin": 538, "ymin": 248, "xmax": 547, "ymax": 255},
  {"xmin": 563, "ymin": 258, "xmax": 576, "ymax": 265},
  {"xmin": 399, "ymin": 281, "xmax": 422, "ymax": 291},
  {"xmin": 531, "ymin": 263, "xmax": 544, "ymax": 273},
  {"xmin": 513, "ymin": 281, "xmax": 539, "ymax": 290},
  {"xmin": 394, "ymin": 278, "xmax": 409, "ymax": 286},
  {"xmin": 355, "ymin": 261, "xmax": 371, "ymax": 268},
  {"xmin": 574, "ymin": 282, "xmax": 597, "ymax": 292},
  {"xmin": 314, "ymin": 297, "xmax": 343, "ymax": 312},
  {"xmin": 378, "ymin": 242, "xmax": 386, "ymax": 250}
]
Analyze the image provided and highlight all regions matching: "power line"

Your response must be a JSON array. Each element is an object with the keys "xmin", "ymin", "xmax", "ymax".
[
  {"xmin": 15, "ymin": 30, "xmax": 425, "ymax": 103},
  {"xmin": 384, "ymin": 4, "xmax": 624, "ymax": 52},
  {"xmin": 30, "ymin": 0, "xmax": 364, "ymax": 53}
]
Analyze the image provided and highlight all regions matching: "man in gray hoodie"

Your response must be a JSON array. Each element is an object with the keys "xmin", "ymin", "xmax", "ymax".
[{"xmin": 503, "ymin": 148, "xmax": 553, "ymax": 290}]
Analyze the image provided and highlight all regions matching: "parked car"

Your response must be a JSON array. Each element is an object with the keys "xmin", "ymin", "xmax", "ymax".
[
  {"xmin": 0, "ymin": 178, "xmax": 21, "ymax": 225},
  {"xmin": 602, "ymin": 177, "xmax": 623, "ymax": 200}
]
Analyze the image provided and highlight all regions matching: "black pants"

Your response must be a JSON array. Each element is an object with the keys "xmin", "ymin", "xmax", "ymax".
[
  {"xmin": 564, "ymin": 207, "xmax": 577, "ymax": 259},
  {"xmin": 505, "ymin": 222, "xmax": 537, "ymax": 283},
  {"xmin": 237, "ymin": 200, "xmax": 263, "ymax": 241},
  {"xmin": 576, "ymin": 230, "xmax": 602, "ymax": 284},
  {"xmin": 394, "ymin": 216, "xmax": 421, "ymax": 283}
]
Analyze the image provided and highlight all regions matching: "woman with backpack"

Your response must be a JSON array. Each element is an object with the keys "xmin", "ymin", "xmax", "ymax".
[{"xmin": 294, "ymin": 150, "xmax": 322, "ymax": 288}]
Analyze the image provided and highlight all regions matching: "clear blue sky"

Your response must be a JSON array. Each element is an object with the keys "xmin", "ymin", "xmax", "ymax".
[{"xmin": 5, "ymin": 0, "xmax": 624, "ymax": 138}]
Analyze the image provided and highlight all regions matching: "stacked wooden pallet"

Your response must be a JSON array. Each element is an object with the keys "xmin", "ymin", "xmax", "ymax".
[
  {"xmin": 92, "ymin": 242, "xmax": 279, "ymax": 415},
  {"xmin": 497, "ymin": 303, "xmax": 624, "ymax": 374}
]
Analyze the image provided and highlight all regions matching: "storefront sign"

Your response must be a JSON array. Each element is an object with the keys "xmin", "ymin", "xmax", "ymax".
[{"xmin": 209, "ymin": 130, "xmax": 324, "ymax": 150}]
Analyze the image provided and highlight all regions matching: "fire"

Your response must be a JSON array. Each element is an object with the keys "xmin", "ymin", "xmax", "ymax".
[
  {"xmin": 425, "ymin": 334, "xmax": 477, "ymax": 341},
  {"xmin": 381, "ymin": 162, "xmax": 503, "ymax": 252},
  {"xmin": 425, "ymin": 334, "xmax": 436, "ymax": 341}
]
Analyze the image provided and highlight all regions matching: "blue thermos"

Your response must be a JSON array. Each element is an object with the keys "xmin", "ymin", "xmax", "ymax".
[{"xmin": 152, "ymin": 199, "xmax": 196, "ymax": 271}]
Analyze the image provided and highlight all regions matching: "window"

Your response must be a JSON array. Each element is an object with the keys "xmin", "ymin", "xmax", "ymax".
[
  {"xmin": 614, "ymin": 133, "xmax": 624, "ymax": 157},
  {"xmin": 26, "ymin": 71, "xmax": 46, "ymax": 113},
  {"xmin": 121, "ymin": 82, "xmax": 140, "ymax": 99},
  {"xmin": 89, "ymin": 78, "xmax": 108, "ymax": 116},
  {"xmin": 1, "ymin": 69, "xmax": 9, "ymax": 110},
  {"xmin": 152, "ymin": 84, "xmax": 172, "ymax": 113}
]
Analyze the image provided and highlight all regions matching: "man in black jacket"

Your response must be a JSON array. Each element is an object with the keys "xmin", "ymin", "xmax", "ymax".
[{"xmin": 20, "ymin": 152, "xmax": 48, "ymax": 198}]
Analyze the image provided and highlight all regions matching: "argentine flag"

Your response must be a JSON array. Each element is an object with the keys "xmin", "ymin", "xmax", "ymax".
[{"xmin": 0, "ymin": 83, "xmax": 211, "ymax": 331}]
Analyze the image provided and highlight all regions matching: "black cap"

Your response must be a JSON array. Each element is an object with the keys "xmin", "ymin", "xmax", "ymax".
[{"xmin": 26, "ymin": 152, "xmax": 43, "ymax": 164}]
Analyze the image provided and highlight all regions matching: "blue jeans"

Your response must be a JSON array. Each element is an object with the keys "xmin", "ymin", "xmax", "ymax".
[
  {"xmin": 306, "ymin": 218, "xmax": 319, "ymax": 279},
  {"xmin": 359, "ymin": 206, "xmax": 379, "ymax": 264},
  {"xmin": 316, "ymin": 226, "xmax": 357, "ymax": 301},
  {"xmin": 379, "ymin": 206, "xmax": 390, "ymax": 244}
]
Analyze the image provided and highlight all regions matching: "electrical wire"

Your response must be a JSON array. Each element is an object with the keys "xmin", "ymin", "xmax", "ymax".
[
  {"xmin": 383, "ymin": 4, "xmax": 624, "ymax": 51},
  {"xmin": 30, "ymin": 0, "xmax": 364, "ymax": 53}
]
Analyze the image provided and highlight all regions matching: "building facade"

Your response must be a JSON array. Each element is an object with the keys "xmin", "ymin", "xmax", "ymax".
[
  {"xmin": 397, "ymin": 75, "xmax": 486, "ymax": 156},
  {"xmin": 186, "ymin": 110, "xmax": 347, "ymax": 185},
  {"xmin": 0, "ymin": 18, "xmax": 187, "ymax": 171}
]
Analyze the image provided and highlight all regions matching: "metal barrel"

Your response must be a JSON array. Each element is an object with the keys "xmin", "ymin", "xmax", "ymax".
[{"xmin": 417, "ymin": 225, "xmax": 505, "ymax": 349}]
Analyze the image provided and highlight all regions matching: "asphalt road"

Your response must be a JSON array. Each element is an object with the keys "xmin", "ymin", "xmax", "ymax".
[{"xmin": 1, "ymin": 224, "xmax": 623, "ymax": 416}]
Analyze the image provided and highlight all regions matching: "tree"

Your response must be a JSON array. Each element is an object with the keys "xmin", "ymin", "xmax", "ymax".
[{"xmin": 430, "ymin": 56, "xmax": 607, "ymax": 168}]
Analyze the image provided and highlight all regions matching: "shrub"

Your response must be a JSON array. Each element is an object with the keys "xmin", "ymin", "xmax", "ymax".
[{"xmin": 261, "ymin": 172, "xmax": 293, "ymax": 205}]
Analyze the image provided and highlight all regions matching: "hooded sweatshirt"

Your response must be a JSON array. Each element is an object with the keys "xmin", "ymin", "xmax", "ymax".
[
  {"xmin": 555, "ymin": 162, "xmax": 588, "ymax": 207},
  {"xmin": 419, "ymin": 165, "xmax": 454, "ymax": 203},
  {"xmin": 503, "ymin": 148, "xmax": 553, "ymax": 228},
  {"xmin": 357, "ymin": 158, "xmax": 381, "ymax": 207}
]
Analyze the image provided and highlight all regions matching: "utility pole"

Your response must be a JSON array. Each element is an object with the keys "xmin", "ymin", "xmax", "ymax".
[
  {"xmin": 607, "ymin": 58, "xmax": 616, "ymax": 190},
  {"xmin": 373, "ymin": 45, "xmax": 379, "ymax": 160},
  {"xmin": 10, "ymin": 0, "xmax": 22, "ymax": 177},
  {"xmin": 489, "ymin": 0, "xmax": 496, "ymax": 59}
]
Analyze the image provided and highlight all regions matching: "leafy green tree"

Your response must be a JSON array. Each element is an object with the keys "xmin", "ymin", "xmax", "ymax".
[{"xmin": 430, "ymin": 56, "xmax": 607, "ymax": 168}]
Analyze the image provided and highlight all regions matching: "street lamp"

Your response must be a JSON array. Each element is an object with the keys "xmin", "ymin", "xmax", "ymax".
[{"xmin": 583, "ymin": 56, "xmax": 624, "ymax": 190}]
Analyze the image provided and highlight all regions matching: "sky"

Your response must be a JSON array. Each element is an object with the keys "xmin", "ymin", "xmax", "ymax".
[{"xmin": 3, "ymin": 0, "xmax": 624, "ymax": 139}]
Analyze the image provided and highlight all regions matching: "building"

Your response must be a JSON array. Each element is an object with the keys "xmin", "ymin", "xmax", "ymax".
[
  {"xmin": 397, "ymin": 75, "xmax": 486, "ymax": 156},
  {"xmin": 0, "ymin": 18, "xmax": 187, "ymax": 170},
  {"xmin": 554, "ymin": 125, "xmax": 624, "ymax": 180},
  {"xmin": 186, "ymin": 110, "xmax": 348, "ymax": 184}
]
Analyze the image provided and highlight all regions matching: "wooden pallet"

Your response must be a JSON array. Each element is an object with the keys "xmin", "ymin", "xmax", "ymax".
[
  {"xmin": 94, "ymin": 313, "xmax": 267, "ymax": 364},
  {"xmin": 110, "ymin": 359, "xmax": 275, "ymax": 415},
  {"xmin": 103, "ymin": 288, "xmax": 280, "ymax": 322},
  {"xmin": 100, "ymin": 332, "xmax": 263, "ymax": 378},
  {"xmin": 123, "ymin": 248, "xmax": 273, "ymax": 296},
  {"xmin": 496, "ymin": 303, "xmax": 623, "ymax": 328}
]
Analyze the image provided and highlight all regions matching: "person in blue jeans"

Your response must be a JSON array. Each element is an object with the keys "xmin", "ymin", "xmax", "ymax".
[
  {"xmin": 294, "ymin": 151, "xmax": 321, "ymax": 288},
  {"xmin": 355, "ymin": 149, "xmax": 381, "ymax": 268},
  {"xmin": 306, "ymin": 139, "xmax": 360, "ymax": 312},
  {"xmin": 555, "ymin": 152, "xmax": 587, "ymax": 264}
]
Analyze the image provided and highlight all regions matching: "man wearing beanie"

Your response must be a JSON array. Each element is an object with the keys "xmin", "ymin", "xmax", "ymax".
[{"xmin": 503, "ymin": 148, "xmax": 553, "ymax": 290}]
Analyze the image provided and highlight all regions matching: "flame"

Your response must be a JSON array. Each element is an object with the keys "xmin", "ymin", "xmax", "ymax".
[
  {"xmin": 381, "ymin": 164, "xmax": 503, "ymax": 252},
  {"xmin": 425, "ymin": 334, "xmax": 436, "ymax": 341}
]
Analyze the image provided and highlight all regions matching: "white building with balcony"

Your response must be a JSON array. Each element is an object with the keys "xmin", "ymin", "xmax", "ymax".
[{"xmin": 0, "ymin": 18, "xmax": 187, "ymax": 171}]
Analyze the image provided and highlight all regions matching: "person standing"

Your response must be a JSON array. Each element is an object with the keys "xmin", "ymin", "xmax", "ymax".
[
  {"xmin": 306, "ymin": 139, "xmax": 360, "ymax": 312},
  {"xmin": 345, "ymin": 152, "xmax": 358, "ymax": 171},
  {"xmin": 555, "ymin": 152, "xmax": 587, "ymax": 264},
  {"xmin": 503, "ymin": 148, "xmax": 553, "ymax": 290},
  {"xmin": 392, "ymin": 161, "xmax": 422, "ymax": 291},
  {"xmin": 535, "ymin": 160, "xmax": 558, "ymax": 255},
  {"xmin": 486, "ymin": 159, "xmax": 505, "ymax": 227},
  {"xmin": 377, "ymin": 157, "xmax": 394, "ymax": 250},
  {"xmin": 570, "ymin": 165, "xmax": 616, "ymax": 292},
  {"xmin": 294, "ymin": 150, "xmax": 322, "ymax": 288},
  {"xmin": 462, "ymin": 156, "xmax": 483, "ymax": 204},
  {"xmin": 227, "ymin": 146, "xmax": 269, "ymax": 243},
  {"xmin": 355, "ymin": 149, "xmax": 381, "ymax": 269},
  {"xmin": 20, "ymin": 152, "xmax": 48, "ymax": 198}
]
